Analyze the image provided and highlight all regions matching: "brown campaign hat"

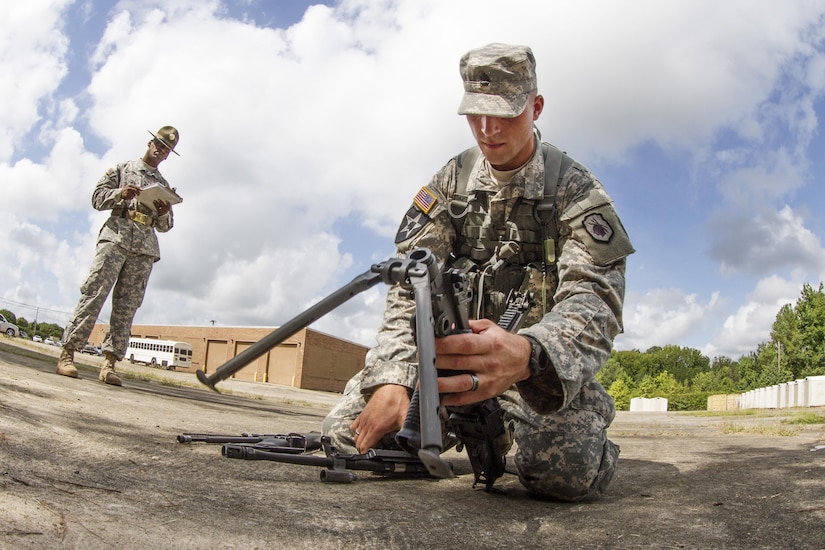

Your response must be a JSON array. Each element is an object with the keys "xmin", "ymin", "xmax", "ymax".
[{"xmin": 148, "ymin": 126, "xmax": 180, "ymax": 156}]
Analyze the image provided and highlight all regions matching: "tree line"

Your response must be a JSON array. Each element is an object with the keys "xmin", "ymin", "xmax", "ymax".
[
  {"xmin": 598, "ymin": 283, "xmax": 825, "ymax": 410},
  {"xmin": 0, "ymin": 309, "xmax": 65, "ymax": 341},
  {"xmin": 3, "ymin": 283, "xmax": 824, "ymax": 411}
]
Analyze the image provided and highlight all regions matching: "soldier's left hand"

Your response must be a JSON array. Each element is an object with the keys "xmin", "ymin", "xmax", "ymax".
[
  {"xmin": 154, "ymin": 200, "xmax": 171, "ymax": 215},
  {"xmin": 435, "ymin": 319, "xmax": 532, "ymax": 406}
]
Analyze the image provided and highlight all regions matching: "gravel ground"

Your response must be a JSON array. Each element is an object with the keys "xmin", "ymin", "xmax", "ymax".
[{"xmin": 1, "ymin": 338, "xmax": 823, "ymax": 549}]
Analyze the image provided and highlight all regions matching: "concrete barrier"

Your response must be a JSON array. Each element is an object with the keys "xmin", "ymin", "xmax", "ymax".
[{"xmin": 630, "ymin": 397, "xmax": 668, "ymax": 412}]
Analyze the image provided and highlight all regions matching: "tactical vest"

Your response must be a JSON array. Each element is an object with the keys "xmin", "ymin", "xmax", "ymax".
[{"xmin": 446, "ymin": 142, "xmax": 575, "ymax": 324}]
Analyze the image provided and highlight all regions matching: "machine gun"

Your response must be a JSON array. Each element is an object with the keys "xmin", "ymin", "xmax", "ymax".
[
  {"xmin": 188, "ymin": 248, "xmax": 530, "ymax": 490},
  {"xmin": 177, "ymin": 432, "xmax": 430, "ymax": 483}
]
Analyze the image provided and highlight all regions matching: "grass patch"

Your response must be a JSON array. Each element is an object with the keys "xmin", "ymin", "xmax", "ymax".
[
  {"xmin": 783, "ymin": 412, "xmax": 825, "ymax": 425},
  {"xmin": 689, "ymin": 409, "xmax": 759, "ymax": 418},
  {"xmin": 722, "ymin": 421, "xmax": 799, "ymax": 436}
]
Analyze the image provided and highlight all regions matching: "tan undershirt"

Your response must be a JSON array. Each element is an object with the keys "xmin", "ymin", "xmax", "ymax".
[{"xmin": 488, "ymin": 160, "xmax": 528, "ymax": 187}]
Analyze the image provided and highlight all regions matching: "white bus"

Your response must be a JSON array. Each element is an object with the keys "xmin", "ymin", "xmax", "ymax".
[{"xmin": 126, "ymin": 338, "xmax": 193, "ymax": 370}]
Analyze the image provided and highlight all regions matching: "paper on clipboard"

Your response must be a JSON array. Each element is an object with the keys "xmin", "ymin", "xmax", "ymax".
[{"xmin": 137, "ymin": 183, "xmax": 183, "ymax": 209}]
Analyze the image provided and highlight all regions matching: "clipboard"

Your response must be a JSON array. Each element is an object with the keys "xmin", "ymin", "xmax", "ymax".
[{"xmin": 137, "ymin": 183, "xmax": 183, "ymax": 209}]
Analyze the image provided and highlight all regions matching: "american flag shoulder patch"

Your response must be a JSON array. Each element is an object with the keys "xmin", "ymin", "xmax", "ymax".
[{"xmin": 414, "ymin": 187, "xmax": 437, "ymax": 214}]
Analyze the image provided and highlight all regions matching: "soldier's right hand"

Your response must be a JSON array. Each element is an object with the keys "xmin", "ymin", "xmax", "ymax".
[
  {"xmin": 351, "ymin": 384, "xmax": 410, "ymax": 453},
  {"xmin": 120, "ymin": 185, "xmax": 141, "ymax": 201}
]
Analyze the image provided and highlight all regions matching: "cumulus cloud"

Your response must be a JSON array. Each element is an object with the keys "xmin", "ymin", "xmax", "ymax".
[
  {"xmin": 2, "ymin": 0, "xmax": 825, "ymax": 361},
  {"xmin": 616, "ymin": 288, "xmax": 720, "ymax": 352},
  {"xmin": 707, "ymin": 205, "xmax": 825, "ymax": 277},
  {"xmin": 703, "ymin": 275, "xmax": 804, "ymax": 359}
]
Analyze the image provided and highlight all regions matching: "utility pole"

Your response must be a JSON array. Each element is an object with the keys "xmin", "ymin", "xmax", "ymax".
[{"xmin": 777, "ymin": 341, "xmax": 782, "ymax": 384}]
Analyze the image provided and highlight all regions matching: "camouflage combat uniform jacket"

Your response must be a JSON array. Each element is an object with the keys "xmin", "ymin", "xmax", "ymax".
[
  {"xmin": 92, "ymin": 159, "xmax": 174, "ymax": 260},
  {"xmin": 360, "ymin": 138, "xmax": 634, "ymax": 415}
]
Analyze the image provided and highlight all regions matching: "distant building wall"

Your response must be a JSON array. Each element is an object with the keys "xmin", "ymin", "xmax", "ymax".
[{"xmin": 88, "ymin": 324, "xmax": 368, "ymax": 393}]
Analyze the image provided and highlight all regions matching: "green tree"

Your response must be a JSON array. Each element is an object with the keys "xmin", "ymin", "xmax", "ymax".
[
  {"xmin": 608, "ymin": 378, "xmax": 633, "ymax": 411},
  {"xmin": 794, "ymin": 283, "xmax": 825, "ymax": 377},
  {"xmin": 596, "ymin": 353, "xmax": 628, "ymax": 389},
  {"xmin": 646, "ymin": 345, "xmax": 709, "ymax": 384},
  {"xmin": 0, "ymin": 309, "xmax": 17, "ymax": 324}
]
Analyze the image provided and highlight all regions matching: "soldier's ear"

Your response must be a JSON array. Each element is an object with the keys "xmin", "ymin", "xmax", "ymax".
[{"xmin": 532, "ymin": 94, "xmax": 544, "ymax": 121}]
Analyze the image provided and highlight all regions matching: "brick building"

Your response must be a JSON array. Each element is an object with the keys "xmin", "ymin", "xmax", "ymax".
[{"xmin": 88, "ymin": 324, "xmax": 368, "ymax": 393}]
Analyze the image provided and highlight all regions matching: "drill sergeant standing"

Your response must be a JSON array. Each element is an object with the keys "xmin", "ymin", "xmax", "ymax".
[{"xmin": 57, "ymin": 126, "xmax": 181, "ymax": 386}]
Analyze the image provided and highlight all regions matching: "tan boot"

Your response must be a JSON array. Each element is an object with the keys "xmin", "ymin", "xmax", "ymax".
[
  {"xmin": 99, "ymin": 353, "xmax": 122, "ymax": 386},
  {"xmin": 56, "ymin": 347, "xmax": 78, "ymax": 378}
]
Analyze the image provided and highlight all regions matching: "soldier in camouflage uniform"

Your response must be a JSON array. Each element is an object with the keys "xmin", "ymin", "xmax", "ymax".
[
  {"xmin": 323, "ymin": 43, "xmax": 634, "ymax": 501},
  {"xmin": 56, "ymin": 126, "xmax": 181, "ymax": 386}
]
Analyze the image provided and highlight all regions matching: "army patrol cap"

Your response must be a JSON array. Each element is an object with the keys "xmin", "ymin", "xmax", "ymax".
[
  {"xmin": 457, "ymin": 43, "xmax": 537, "ymax": 118},
  {"xmin": 148, "ymin": 126, "xmax": 180, "ymax": 156}
]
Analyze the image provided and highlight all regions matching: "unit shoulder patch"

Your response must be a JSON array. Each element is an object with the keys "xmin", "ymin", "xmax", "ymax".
[
  {"xmin": 583, "ymin": 213, "xmax": 614, "ymax": 242},
  {"xmin": 395, "ymin": 206, "xmax": 431, "ymax": 244},
  {"xmin": 569, "ymin": 204, "xmax": 635, "ymax": 266}
]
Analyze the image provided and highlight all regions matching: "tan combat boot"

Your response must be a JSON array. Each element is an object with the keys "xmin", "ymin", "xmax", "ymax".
[
  {"xmin": 56, "ymin": 347, "xmax": 78, "ymax": 378},
  {"xmin": 99, "ymin": 352, "xmax": 123, "ymax": 386}
]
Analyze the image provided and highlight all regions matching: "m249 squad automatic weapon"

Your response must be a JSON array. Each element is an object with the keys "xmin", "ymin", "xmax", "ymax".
[{"xmin": 184, "ymin": 248, "xmax": 530, "ymax": 491}]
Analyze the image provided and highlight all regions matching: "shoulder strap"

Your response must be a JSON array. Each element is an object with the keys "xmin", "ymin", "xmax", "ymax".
[
  {"xmin": 455, "ymin": 147, "xmax": 481, "ymax": 199},
  {"xmin": 451, "ymin": 142, "xmax": 573, "ymax": 242},
  {"xmin": 535, "ymin": 142, "xmax": 574, "ymax": 268},
  {"xmin": 535, "ymin": 142, "xmax": 574, "ymax": 225}
]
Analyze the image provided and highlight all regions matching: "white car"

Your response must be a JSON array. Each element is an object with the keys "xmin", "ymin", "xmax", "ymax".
[
  {"xmin": 44, "ymin": 337, "xmax": 56, "ymax": 346},
  {"xmin": 0, "ymin": 313, "xmax": 19, "ymax": 337},
  {"xmin": 32, "ymin": 335, "xmax": 43, "ymax": 343}
]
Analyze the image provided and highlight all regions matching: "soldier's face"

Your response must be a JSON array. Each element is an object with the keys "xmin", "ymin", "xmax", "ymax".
[
  {"xmin": 144, "ymin": 139, "xmax": 171, "ymax": 167},
  {"xmin": 466, "ymin": 93, "xmax": 544, "ymax": 171}
]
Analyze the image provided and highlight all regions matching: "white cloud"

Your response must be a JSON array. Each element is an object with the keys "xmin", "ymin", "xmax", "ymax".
[
  {"xmin": 616, "ymin": 288, "xmax": 720, "ymax": 352},
  {"xmin": 703, "ymin": 275, "xmax": 804, "ymax": 359},
  {"xmin": 2, "ymin": 0, "xmax": 825, "ymax": 360},
  {"xmin": 708, "ymin": 205, "xmax": 825, "ymax": 276},
  {"xmin": 0, "ymin": 0, "xmax": 70, "ymax": 162}
]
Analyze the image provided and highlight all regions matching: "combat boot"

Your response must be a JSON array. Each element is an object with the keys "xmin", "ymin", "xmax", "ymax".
[
  {"xmin": 99, "ymin": 352, "xmax": 123, "ymax": 386},
  {"xmin": 56, "ymin": 347, "xmax": 78, "ymax": 378}
]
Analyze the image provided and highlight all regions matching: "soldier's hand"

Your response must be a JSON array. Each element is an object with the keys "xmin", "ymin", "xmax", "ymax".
[
  {"xmin": 351, "ymin": 384, "xmax": 410, "ymax": 453},
  {"xmin": 120, "ymin": 184, "xmax": 141, "ymax": 201},
  {"xmin": 153, "ymin": 199, "xmax": 171, "ymax": 215},
  {"xmin": 435, "ymin": 319, "xmax": 532, "ymax": 407}
]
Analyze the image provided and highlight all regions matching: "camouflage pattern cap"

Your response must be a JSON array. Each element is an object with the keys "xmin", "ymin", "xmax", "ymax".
[
  {"xmin": 148, "ymin": 126, "xmax": 181, "ymax": 156},
  {"xmin": 457, "ymin": 43, "xmax": 537, "ymax": 118}
]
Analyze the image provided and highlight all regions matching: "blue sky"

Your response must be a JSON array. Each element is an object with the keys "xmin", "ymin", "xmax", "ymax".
[{"xmin": 2, "ymin": 0, "xmax": 825, "ymax": 360}]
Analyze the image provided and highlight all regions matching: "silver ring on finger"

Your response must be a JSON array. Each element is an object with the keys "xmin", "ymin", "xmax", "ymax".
[{"xmin": 468, "ymin": 373, "xmax": 479, "ymax": 392}]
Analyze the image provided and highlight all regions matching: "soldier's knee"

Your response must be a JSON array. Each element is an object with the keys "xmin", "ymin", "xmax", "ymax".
[
  {"xmin": 321, "ymin": 412, "xmax": 357, "ymax": 454},
  {"xmin": 516, "ymin": 439, "xmax": 620, "ymax": 502}
]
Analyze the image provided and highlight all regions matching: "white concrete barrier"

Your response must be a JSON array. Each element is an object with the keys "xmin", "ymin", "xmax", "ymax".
[
  {"xmin": 630, "ymin": 397, "xmax": 669, "ymax": 412},
  {"xmin": 807, "ymin": 375, "xmax": 825, "ymax": 407}
]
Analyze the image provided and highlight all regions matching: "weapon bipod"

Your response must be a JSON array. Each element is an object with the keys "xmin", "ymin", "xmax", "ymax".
[{"xmin": 177, "ymin": 431, "xmax": 434, "ymax": 483}]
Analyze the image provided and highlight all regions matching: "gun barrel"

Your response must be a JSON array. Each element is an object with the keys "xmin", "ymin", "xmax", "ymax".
[{"xmin": 198, "ymin": 270, "xmax": 384, "ymax": 391}]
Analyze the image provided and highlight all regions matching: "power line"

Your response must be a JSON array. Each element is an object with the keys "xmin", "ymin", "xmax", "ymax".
[{"xmin": 0, "ymin": 297, "xmax": 73, "ymax": 323}]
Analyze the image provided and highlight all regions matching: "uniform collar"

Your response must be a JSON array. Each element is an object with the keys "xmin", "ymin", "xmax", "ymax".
[{"xmin": 465, "ymin": 136, "xmax": 545, "ymax": 199}]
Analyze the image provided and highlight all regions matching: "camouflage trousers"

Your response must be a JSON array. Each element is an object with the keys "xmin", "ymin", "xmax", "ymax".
[
  {"xmin": 322, "ymin": 372, "xmax": 619, "ymax": 502},
  {"xmin": 63, "ymin": 240, "xmax": 154, "ymax": 359}
]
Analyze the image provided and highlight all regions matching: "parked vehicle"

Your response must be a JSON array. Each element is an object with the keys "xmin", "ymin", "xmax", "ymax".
[
  {"xmin": 32, "ymin": 335, "xmax": 43, "ymax": 343},
  {"xmin": 126, "ymin": 338, "xmax": 193, "ymax": 370},
  {"xmin": 81, "ymin": 343, "xmax": 102, "ymax": 356},
  {"xmin": 44, "ymin": 337, "xmax": 56, "ymax": 346},
  {"xmin": 0, "ymin": 313, "xmax": 20, "ymax": 337}
]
